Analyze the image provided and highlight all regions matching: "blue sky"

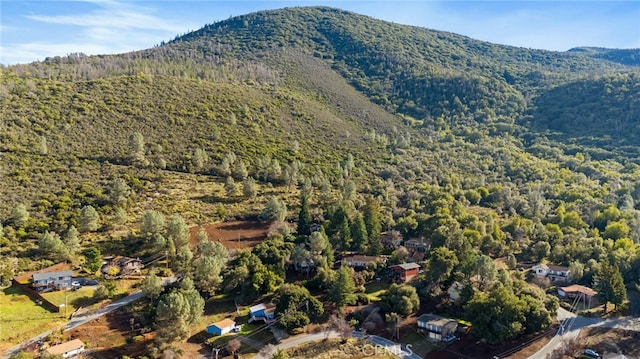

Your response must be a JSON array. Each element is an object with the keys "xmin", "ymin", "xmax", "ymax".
[{"xmin": 1, "ymin": 1, "xmax": 639, "ymax": 65}]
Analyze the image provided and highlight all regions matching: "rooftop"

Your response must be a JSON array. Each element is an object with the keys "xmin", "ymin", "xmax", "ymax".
[
  {"xmin": 560, "ymin": 284, "xmax": 598, "ymax": 297},
  {"xmin": 249, "ymin": 303, "xmax": 266, "ymax": 313},
  {"xmin": 392, "ymin": 262, "xmax": 421, "ymax": 270},
  {"xmin": 342, "ymin": 255, "xmax": 381, "ymax": 263},
  {"xmin": 13, "ymin": 262, "xmax": 71, "ymax": 284},
  {"xmin": 210, "ymin": 318, "xmax": 236, "ymax": 329},
  {"xmin": 45, "ymin": 339, "xmax": 85, "ymax": 355},
  {"xmin": 32, "ymin": 270, "xmax": 73, "ymax": 281},
  {"xmin": 417, "ymin": 314, "xmax": 457, "ymax": 327}
]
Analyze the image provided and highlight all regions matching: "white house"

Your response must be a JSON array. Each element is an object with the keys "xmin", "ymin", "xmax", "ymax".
[
  {"xmin": 532, "ymin": 263, "xmax": 570, "ymax": 283},
  {"xmin": 45, "ymin": 339, "xmax": 85, "ymax": 358},
  {"xmin": 341, "ymin": 255, "xmax": 384, "ymax": 268},
  {"xmin": 206, "ymin": 318, "xmax": 236, "ymax": 336},
  {"xmin": 32, "ymin": 270, "xmax": 73, "ymax": 291}
]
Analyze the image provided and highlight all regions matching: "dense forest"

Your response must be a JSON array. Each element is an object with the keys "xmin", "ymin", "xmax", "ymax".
[{"xmin": 1, "ymin": 6, "xmax": 639, "ymax": 357}]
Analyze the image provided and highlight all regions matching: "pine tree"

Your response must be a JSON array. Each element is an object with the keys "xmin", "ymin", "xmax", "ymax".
[
  {"xmin": 328, "ymin": 266, "xmax": 357, "ymax": 311},
  {"xmin": 63, "ymin": 226, "xmax": 81, "ymax": 256},
  {"xmin": 351, "ymin": 214, "xmax": 368, "ymax": 252},
  {"xmin": 363, "ymin": 196, "xmax": 382, "ymax": 244},
  {"xmin": 79, "ymin": 205, "xmax": 99, "ymax": 233},
  {"xmin": 595, "ymin": 262, "xmax": 627, "ymax": 312},
  {"xmin": 297, "ymin": 194, "xmax": 312, "ymax": 236},
  {"xmin": 109, "ymin": 178, "xmax": 131, "ymax": 206}
]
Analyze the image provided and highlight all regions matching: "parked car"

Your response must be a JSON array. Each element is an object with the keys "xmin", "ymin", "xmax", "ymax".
[
  {"xmin": 71, "ymin": 281, "xmax": 81, "ymax": 289},
  {"xmin": 443, "ymin": 334, "xmax": 458, "ymax": 343},
  {"xmin": 584, "ymin": 349, "xmax": 600, "ymax": 358}
]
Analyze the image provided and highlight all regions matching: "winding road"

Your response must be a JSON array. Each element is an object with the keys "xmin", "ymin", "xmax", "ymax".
[{"xmin": 527, "ymin": 307, "xmax": 640, "ymax": 359}]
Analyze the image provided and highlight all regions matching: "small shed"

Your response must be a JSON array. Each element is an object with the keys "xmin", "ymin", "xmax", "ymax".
[
  {"xmin": 45, "ymin": 339, "xmax": 85, "ymax": 358},
  {"xmin": 249, "ymin": 304, "xmax": 267, "ymax": 318},
  {"xmin": 206, "ymin": 318, "xmax": 236, "ymax": 336}
]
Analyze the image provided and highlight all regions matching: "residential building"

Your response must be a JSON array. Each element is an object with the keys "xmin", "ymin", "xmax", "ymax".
[
  {"xmin": 342, "ymin": 255, "xmax": 384, "ymax": 268},
  {"xmin": 557, "ymin": 284, "xmax": 599, "ymax": 309},
  {"xmin": 532, "ymin": 263, "xmax": 570, "ymax": 283},
  {"xmin": 447, "ymin": 281, "xmax": 464, "ymax": 302},
  {"xmin": 101, "ymin": 256, "xmax": 143, "ymax": 277},
  {"xmin": 403, "ymin": 238, "xmax": 429, "ymax": 251},
  {"xmin": 389, "ymin": 262, "xmax": 421, "ymax": 283},
  {"xmin": 381, "ymin": 230, "xmax": 403, "ymax": 249},
  {"xmin": 417, "ymin": 314, "xmax": 458, "ymax": 341},
  {"xmin": 248, "ymin": 303, "xmax": 275, "ymax": 323},
  {"xmin": 32, "ymin": 270, "xmax": 73, "ymax": 291},
  {"xmin": 45, "ymin": 339, "xmax": 85, "ymax": 358},
  {"xmin": 206, "ymin": 318, "xmax": 237, "ymax": 336}
]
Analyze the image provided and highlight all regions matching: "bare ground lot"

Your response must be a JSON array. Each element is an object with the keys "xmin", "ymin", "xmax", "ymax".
[{"xmin": 189, "ymin": 220, "xmax": 270, "ymax": 250}]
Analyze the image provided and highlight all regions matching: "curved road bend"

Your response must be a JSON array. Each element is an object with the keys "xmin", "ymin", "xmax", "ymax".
[{"xmin": 527, "ymin": 307, "xmax": 640, "ymax": 359}]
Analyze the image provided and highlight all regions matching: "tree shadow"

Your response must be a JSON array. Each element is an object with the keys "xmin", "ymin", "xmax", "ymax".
[{"xmin": 194, "ymin": 194, "xmax": 239, "ymax": 205}]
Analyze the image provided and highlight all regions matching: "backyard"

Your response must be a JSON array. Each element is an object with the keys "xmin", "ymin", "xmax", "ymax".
[{"xmin": 0, "ymin": 286, "xmax": 66, "ymax": 351}]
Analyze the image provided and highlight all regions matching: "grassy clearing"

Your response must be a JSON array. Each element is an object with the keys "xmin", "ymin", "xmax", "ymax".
[
  {"xmin": 365, "ymin": 281, "xmax": 389, "ymax": 302},
  {"xmin": 0, "ymin": 286, "xmax": 66, "ymax": 349},
  {"xmin": 40, "ymin": 286, "xmax": 97, "ymax": 313},
  {"xmin": 397, "ymin": 329, "xmax": 441, "ymax": 358}
]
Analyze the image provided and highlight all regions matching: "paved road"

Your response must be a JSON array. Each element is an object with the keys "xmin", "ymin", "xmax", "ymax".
[
  {"xmin": 4, "ymin": 277, "xmax": 176, "ymax": 359},
  {"xmin": 254, "ymin": 330, "xmax": 421, "ymax": 359},
  {"xmin": 527, "ymin": 307, "xmax": 640, "ymax": 359}
]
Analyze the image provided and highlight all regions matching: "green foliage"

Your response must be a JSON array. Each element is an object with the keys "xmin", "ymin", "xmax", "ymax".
[
  {"xmin": 328, "ymin": 266, "xmax": 357, "ymax": 310},
  {"xmin": 78, "ymin": 205, "xmax": 99, "ymax": 232},
  {"xmin": 594, "ymin": 261, "xmax": 627, "ymax": 311},
  {"xmin": 109, "ymin": 178, "xmax": 131, "ymax": 206},
  {"xmin": 378, "ymin": 284, "xmax": 420, "ymax": 316},
  {"xmin": 140, "ymin": 210, "xmax": 165, "ymax": 240},
  {"xmin": 83, "ymin": 246, "xmax": 102, "ymax": 274},
  {"xmin": 259, "ymin": 196, "xmax": 288, "ymax": 223},
  {"xmin": 141, "ymin": 272, "xmax": 163, "ymax": 299},
  {"xmin": 297, "ymin": 194, "xmax": 312, "ymax": 236},
  {"xmin": 425, "ymin": 247, "xmax": 458, "ymax": 287}
]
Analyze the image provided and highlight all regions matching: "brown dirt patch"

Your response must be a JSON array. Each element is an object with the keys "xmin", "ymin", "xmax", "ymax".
[
  {"xmin": 573, "ymin": 327, "xmax": 640, "ymax": 357},
  {"xmin": 189, "ymin": 220, "xmax": 270, "ymax": 250}
]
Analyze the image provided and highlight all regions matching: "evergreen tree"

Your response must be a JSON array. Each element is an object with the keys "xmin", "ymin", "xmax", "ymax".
[
  {"xmin": 595, "ymin": 261, "xmax": 627, "ymax": 312},
  {"xmin": 297, "ymin": 194, "xmax": 312, "ymax": 236},
  {"xmin": 224, "ymin": 176, "xmax": 237, "ymax": 197},
  {"xmin": 84, "ymin": 246, "xmax": 102, "ymax": 273},
  {"xmin": 79, "ymin": 205, "xmax": 99, "ymax": 233},
  {"xmin": 351, "ymin": 214, "xmax": 368, "ymax": 252},
  {"xmin": 259, "ymin": 196, "xmax": 288, "ymax": 223},
  {"xmin": 39, "ymin": 231, "xmax": 70, "ymax": 262},
  {"xmin": 363, "ymin": 196, "xmax": 382, "ymax": 244},
  {"xmin": 140, "ymin": 210, "xmax": 165, "ymax": 240},
  {"xmin": 166, "ymin": 214, "xmax": 189, "ymax": 249},
  {"xmin": 11, "ymin": 204, "xmax": 29, "ymax": 227},
  {"xmin": 328, "ymin": 266, "xmax": 357, "ymax": 310},
  {"xmin": 63, "ymin": 225, "xmax": 81, "ymax": 256},
  {"xmin": 141, "ymin": 272, "xmax": 163, "ymax": 299},
  {"xmin": 109, "ymin": 178, "xmax": 131, "ymax": 206},
  {"xmin": 242, "ymin": 177, "xmax": 258, "ymax": 198},
  {"xmin": 233, "ymin": 159, "xmax": 249, "ymax": 180}
]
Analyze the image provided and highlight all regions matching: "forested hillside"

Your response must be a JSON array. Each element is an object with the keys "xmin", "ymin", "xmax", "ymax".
[{"xmin": 1, "ymin": 6, "xmax": 640, "ymax": 354}]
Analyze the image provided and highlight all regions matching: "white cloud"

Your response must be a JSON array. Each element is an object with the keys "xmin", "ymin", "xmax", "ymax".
[{"xmin": 2, "ymin": 0, "xmax": 199, "ymax": 64}]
